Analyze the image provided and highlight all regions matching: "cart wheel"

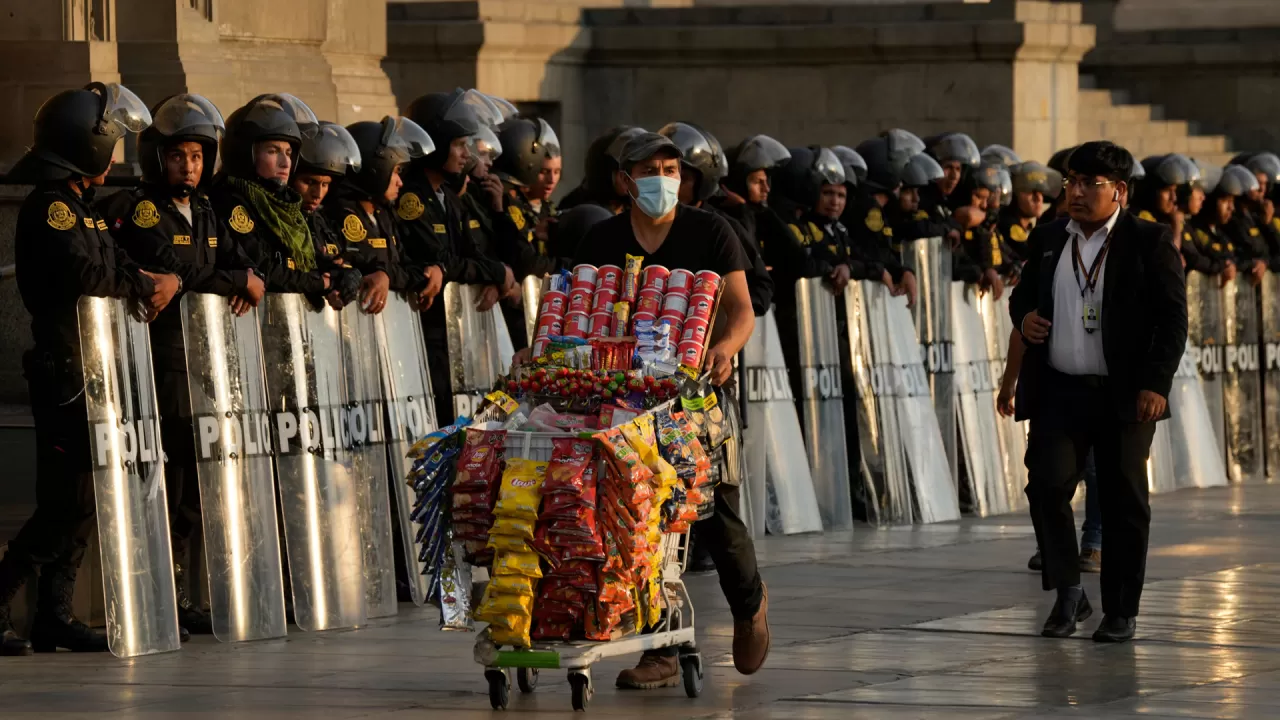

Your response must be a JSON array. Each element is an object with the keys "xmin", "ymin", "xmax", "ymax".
[
  {"xmin": 517, "ymin": 667, "xmax": 539, "ymax": 693},
  {"xmin": 681, "ymin": 654, "xmax": 703, "ymax": 698},
  {"xmin": 569, "ymin": 672, "xmax": 592, "ymax": 711},
  {"xmin": 486, "ymin": 669, "xmax": 509, "ymax": 710}
]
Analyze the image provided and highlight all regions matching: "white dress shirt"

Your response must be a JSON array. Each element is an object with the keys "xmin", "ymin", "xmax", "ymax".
[{"xmin": 1048, "ymin": 207, "xmax": 1121, "ymax": 376}]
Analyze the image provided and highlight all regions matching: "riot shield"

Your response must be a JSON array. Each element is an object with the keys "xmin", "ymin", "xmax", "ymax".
[
  {"xmin": 180, "ymin": 294, "xmax": 286, "ymax": 643},
  {"xmin": 78, "ymin": 296, "xmax": 182, "ymax": 658},
  {"xmin": 978, "ymin": 291, "xmax": 1027, "ymax": 514},
  {"xmin": 493, "ymin": 304, "xmax": 516, "ymax": 377},
  {"xmin": 1186, "ymin": 272, "xmax": 1226, "ymax": 458},
  {"xmin": 1147, "ymin": 421, "xmax": 1176, "ymax": 493},
  {"xmin": 901, "ymin": 237, "xmax": 957, "ymax": 486},
  {"xmin": 951, "ymin": 283, "xmax": 1009, "ymax": 516},
  {"xmin": 444, "ymin": 283, "xmax": 502, "ymax": 419},
  {"xmin": 1163, "ymin": 341, "xmax": 1229, "ymax": 490},
  {"xmin": 1262, "ymin": 272, "xmax": 1280, "ymax": 480},
  {"xmin": 1222, "ymin": 275, "xmax": 1263, "ymax": 483},
  {"xmin": 522, "ymin": 275, "xmax": 549, "ymax": 346},
  {"xmin": 742, "ymin": 309, "xmax": 823, "ymax": 537},
  {"xmin": 260, "ymin": 294, "xmax": 367, "ymax": 632},
  {"xmin": 348, "ymin": 309, "xmax": 398, "ymax": 620},
  {"xmin": 795, "ymin": 278, "xmax": 853, "ymax": 531},
  {"xmin": 845, "ymin": 281, "xmax": 960, "ymax": 525},
  {"xmin": 371, "ymin": 293, "xmax": 438, "ymax": 607}
]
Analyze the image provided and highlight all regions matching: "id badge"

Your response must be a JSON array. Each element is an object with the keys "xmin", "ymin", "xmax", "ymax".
[{"xmin": 1082, "ymin": 302, "xmax": 1100, "ymax": 331}]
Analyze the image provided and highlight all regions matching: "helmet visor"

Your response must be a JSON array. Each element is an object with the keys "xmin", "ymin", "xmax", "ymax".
[
  {"xmin": 303, "ymin": 122, "xmax": 362, "ymax": 174},
  {"xmin": 460, "ymin": 89, "xmax": 505, "ymax": 128},
  {"xmin": 469, "ymin": 124, "xmax": 502, "ymax": 162},
  {"xmin": 814, "ymin": 147, "xmax": 846, "ymax": 186},
  {"xmin": 736, "ymin": 135, "xmax": 791, "ymax": 171},
  {"xmin": 269, "ymin": 93, "xmax": 319, "ymax": 139},
  {"xmin": 1011, "ymin": 161, "xmax": 1056, "ymax": 195},
  {"xmin": 485, "ymin": 94, "xmax": 520, "ymax": 124},
  {"xmin": 881, "ymin": 128, "xmax": 926, "ymax": 164},
  {"xmin": 832, "ymin": 146, "xmax": 867, "ymax": 181},
  {"xmin": 981, "ymin": 144, "xmax": 1022, "ymax": 168},
  {"xmin": 930, "ymin": 133, "xmax": 981, "ymax": 167},
  {"xmin": 535, "ymin": 117, "xmax": 561, "ymax": 158},
  {"xmin": 1221, "ymin": 165, "xmax": 1260, "ymax": 196},
  {"xmin": 1247, "ymin": 152, "xmax": 1280, "ymax": 184},
  {"xmin": 901, "ymin": 152, "xmax": 944, "ymax": 187},
  {"xmin": 96, "ymin": 83, "xmax": 152, "ymax": 133},
  {"xmin": 152, "ymin": 94, "xmax": 225, "ymax": 140},
  {"xmin": 997, "ymin": 168, "xmax": 1013, "ymax": 205},
  {"xmin": 661, "ymin": 122, "xmax": 715, "ymax": 167}
]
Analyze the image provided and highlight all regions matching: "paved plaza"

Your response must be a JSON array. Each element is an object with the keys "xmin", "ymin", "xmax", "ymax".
[{"xmin": 4, "ymin": 482, "xmax": 1280, "ymax": 718}]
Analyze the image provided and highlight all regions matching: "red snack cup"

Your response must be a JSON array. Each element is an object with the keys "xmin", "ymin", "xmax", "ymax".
[
  {"xmin": 660, "ymin": 292, "xmax": 689, "ymax": 317},
  {"xmin": 687, "ymin": 292, "xmax": 715, "ymax": 322},
  {"xmin": 641, "ymin": 265, "xmax": 670, "ymax": 293},
  {"xmin": 693, "ymin": 270, "xmax": 722, "ymax": 296},
  {"xmin": 539, "ymin": 290, "xmax": 567, "ymax": 319},
  {"xmin": 532, "ymin": 338, "xmax": 550, "ymax": 358},
  {"xmin": 536, "ymin": 316, "xmax": 563, "ymax": 340},
  {"xmin": 572, "ymin": 264, "xmax": 598, "ymax": 291},
  {"xmin": 677, "ymin": 340, "xmax": 705, "ymax": 369},
  {"xmin": 567, "ymin": 287, "xmax": 592, "ymax": 314},
  {"xmin": 589, "ymin": 311, "xmax": 613, "ymax": 338},
  {"xmin": 667, "ymin": 269, "xmax": 695, "ymax": 296},
  {"xmin": 564, "ymin": 311, "xmax": 590, "ymax": 339},
  {"xmin": 680, "ymin": 318, "xmax": 709, "ymax": 346},
  {"xmin": 632, "ymin": 311, "xmax": 658, "ymax": 327},
  {"xmin": 597, "ymin": 264, "xmax": 622, "ymax": 292},
  {"xmin": 636, "ymin": 288, "xmax": 663, "ymax": 316},
  {"xmin": 592, "ymin": 287, "xmax": 618, "ymax": 313},
  {"xmin": 657, "ymin": 310, "xmax": 685, "ymax": 337}
]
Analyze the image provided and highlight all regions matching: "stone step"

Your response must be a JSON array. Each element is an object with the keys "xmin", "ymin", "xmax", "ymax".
[{"xmin": 1077, "ymin": 79, "xmax": 1232, "ymax": 167}]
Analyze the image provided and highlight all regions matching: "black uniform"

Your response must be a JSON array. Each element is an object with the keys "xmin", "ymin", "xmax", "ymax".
[
  {"xmin": 325, "ymin": 186, "xmax": 426, "ymax": 293},
  {"xmin": 918, "ymin": 182, "xmax": 984, "ymax": 282},
  {"xmin": 208, "ymin": 177, "xmax": 333, "ymax": 295},
  {"xmin": 705, "ymin": 204, "xmax": 774, "ymax": 316},
  {"xmin": 997, "ymin": 207, "xmax": 1035, "ymax": 267},
  {"xmin": 845, "ymin": 195, "xmax": 909, "ymax": 281},
  {"xmin": 306, "ymin": 208, "xmax": 348, "ymax": 268},
  {"xmin": 1183, "ymin": 218, "xmax": 1236, "ymax": 276},
  {"xmin": 1224, "ymin": 209, "xmax": 1274, "ymax": 270}
]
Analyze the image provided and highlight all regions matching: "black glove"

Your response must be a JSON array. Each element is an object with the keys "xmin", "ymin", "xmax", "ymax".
[{"xmin": 333, "ymin": 267, "xmax": 363, "ymax": 306}]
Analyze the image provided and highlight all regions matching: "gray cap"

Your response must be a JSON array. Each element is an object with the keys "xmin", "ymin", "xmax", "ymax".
[{"xmin": 619, "ymin": 131, "xmax": 684, "ymax": 169}]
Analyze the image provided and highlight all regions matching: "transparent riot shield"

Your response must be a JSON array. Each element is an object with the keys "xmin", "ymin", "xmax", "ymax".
[
  {"xmin": 348, "ymin": 309, "xmax": 398, "ymax": 620},
  {"xmin": 1262, "ymin": 272, "xmax": 1280, "ymax": 480},
  {"xmin": 444, "ymin": 283, "xmax": 502, "ymax": 419},
  {"xmin": 845, "ymin": 282, "xmax": 960, "ymax": 525},
  {"xmin": 180, "ymin": 294, "xmax": 286, "ymax": 643},
  {"xmin": 260, "ymin": 294, "xmax": 367, "ymax": 632},
  {"xmin": 978, "ymin": 292, "xmax": 1027, "ymax": 514},
  {"xmin": 795, "ymin": 278, "xmax": 853, "ymax": 531},
  {"xmin": 1222, "ymin": 275, "xmax": 1263, "ymax": 483},
  {"xmin": 1186, "ymin": 272, "xmax": 1226, "ymax": 458},
  {"xmin": 371, "ymin": 293, "xmax": 438, "ymax": 607},
  {"xmin": 522, "ymin": 275, "xmax": 549, "ymax": 346},
  {"xmin": 951, "ymin": 283, "xmax": 1009, "ymax": 516},
  {"xmin": 78, "ymin": 296, "xmax": 181, "ymax": 658},
  {"xmin": 1147, "ymin": 421, "xmax": 1177, "ymax": 493},
  {"xmin": 1165, "ymin": 342, "xmax": 1229, "ymax": 490},
  {"xmin": 902, "ymin": 237, "xmax": 957, "ymax": 485},
  {"xmin": 742, "ymin": 309, "xmax": 823, "ymax": 537},
  {"xmin": 493, "ymin": 304, "xmax": 516, "ymax": 377}
]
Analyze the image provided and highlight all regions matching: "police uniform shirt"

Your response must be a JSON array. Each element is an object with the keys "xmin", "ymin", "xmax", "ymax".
[
  {"xmin": 706, "ymin": 203, "xmax": 773, "ymax": 315},
  {"xmin": 574, "ymin": 205, "xmax": 749, "ymax": 279},
  {"xmin": 305, "ymin": 209, "xmax": 346, "ymax": 268},
  {"xmin": 846, "ymin": 195, "xmax": 907, "ymax": 281},
  {"xmin": 787, "ymin": 211, "xmax": 884, "ymax": 282},
  {"xmin": 1048, "ymin": 207, "xmax": 1120, "ymax": 377},
  {"xmin": 997, "ymin": 207, "xmax": 1035, "ymax": 266},
  {"xmin": 396, "ymin": 177, "xmax": 506, "ymax": 288},
  {"xmin": 1223, "ymin": 210, "xmax": 1271, "ymax": 267},
  {"xmin": 208, "ymin": 178, "xmax": 328, "ymax": 295},
  {"xmin": 325, "ymin": 189, "xmax": 425, "ymax": 292},
  {"xmin": 465, "ymin": 188, "xmax": 561, "ymax": 280},
  {"xmin": 1183, "ymin": 217, "xmax": 1235, "ymax": 276}
]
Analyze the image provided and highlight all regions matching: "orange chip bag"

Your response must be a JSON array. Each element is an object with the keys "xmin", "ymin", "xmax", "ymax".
[
  {"xmin": 455, "ymin": 428, "xmax": 505, "ymax": 491},
  {"xmin": 595, "ymin": 427, "xmax": 654, "ymax": 504}
]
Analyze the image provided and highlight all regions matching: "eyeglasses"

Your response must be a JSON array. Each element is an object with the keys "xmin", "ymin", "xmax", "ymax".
[{"xmin": 1063, "ymin": 177, "xmax": 1118, "ymax": 192}]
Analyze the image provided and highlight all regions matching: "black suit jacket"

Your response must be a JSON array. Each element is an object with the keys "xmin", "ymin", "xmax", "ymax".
[{"xmin": 1009, "ymin": 211, "xmax": 1187, "ymax": 423}]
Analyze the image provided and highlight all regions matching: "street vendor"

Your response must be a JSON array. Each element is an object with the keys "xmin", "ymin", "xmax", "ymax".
[{"xmin": 573, "ymin": 132, "xmax": 769, "ymax": 688}]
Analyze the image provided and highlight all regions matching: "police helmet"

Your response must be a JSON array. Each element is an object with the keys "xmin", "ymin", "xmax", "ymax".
[
  {"xmin": 832, "ymin": 146, "xmax": 867, "ymax": 186},
  {"xmin": 899, "ymin": 152, "xmax": 945, "ymax": 189},
  {"xmin": 927, "ymin": 133, "xmax": 982, "ymax": 168},
  {"xmin": 1010, "ymin": 161, "xmax": 1062, "ymax": 200},
  {"xmin": 775, "ymin": 146, "xmax": 845, "ymax": 208},
  {"xmin": 1231, "ymin": 152, "xmax": 1280, "ymax": 188},
  {"xmin": 556, "ymin": 203, "xmax": 614, "ymax": 252},
  {"xmin": 1125, "ymin": 148, "xmax": 1146, "ymax": 182},
  {"xmin": 1140, "ymin": 153, "xmax": 1200, "ymax": 188},
  {"xmin": 853, "ymin": 137, "xmax": 901, "ymax": 193},
  {"xmin": 296, "ymin": 122, "xmax": 360, "ymax": 179},
  {"xmin": 495, "ymin": 116, "xmax": 562, "ymax": 188},
  {"xmin": 9, "ymin": 82, "xmax": 152, "ymax": 181},
  {"xmin": 723, "ymin": 134, "xmax": 790, "ymax": 197},
  {"xmin": 607, "ymin": 127, "xmax": 649, "ymax": 164},
  {"xmin": 1047, "ymin": 145, "xmax": 1077, "ymax": 176},
  {"xmin": 981, "ymin": 144, "xmax": 1022, "ymax": 168},
  {"xmin": 972, "ymin": 162, "xmax": 1009, "ymax": 197},
  {"xmin": 577, "ymin": 126, "xmax": 636, "ymax": 202},
  {"xmin": 344, "ymin": 116, "xmax": 433, "ymax": 198},
  {"xmin": 1194, "ymin": 159, "xmax": 1223, "ymax": 195},
  {"xmin": 1216, "ymin": 165, "xmax": 1260, "ymax": 197},
  {"xmin": 140, "ymin": 93, "xmax": 224, "ymax": 189},
  {"xmin": 658, "ymin": 121, "xmax": 727, "ymax": 203},
  {"xmin": 221, "ymin": 93, "xmax": 318, "ymax": 181},
  {"xmin": 404, "ymin": 88, "xmax": 483, "ymax": 170},
  {"xmin": 879, "ymin": 128, "xmax": 926, "ymax": 175}
]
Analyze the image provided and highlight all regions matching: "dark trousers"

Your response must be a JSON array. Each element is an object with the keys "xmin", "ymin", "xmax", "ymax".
[
  {"xmin": 1025, "ymin": 370, "xmax": 1155, "ymax": 618},
  {"xmin": 425, "ymin": 334, "xmax": 454, "ymax": 427},
  {"xmin": 157, "ymin": 370, "xmax": 201, "ymax": 565}
]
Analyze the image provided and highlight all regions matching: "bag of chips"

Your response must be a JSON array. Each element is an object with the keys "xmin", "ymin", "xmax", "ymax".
[
  {"xmin": 486, "ymin": 533, "xmax": 532, "ymax": 553},
  {"xmin": 494, "ymin": 458, "xmax": 547, "ymax": 521},
  {"xmin": 532, "ymin": 619, "xmax": 574, "ymax": 641},
  {"xmin": 489, "ymin": 573, "xmax": 535, "ymax": 596},
  {"xmin": 454, "ymin": 428, "xmax": 505, "ymax": 492},
  {"xmin": 595, "ymin": 428, "xmax": 654, "ymax": 504},
  {"xmin": 492, "ymin": 550, "xmax": 543, "ymax": 578},
  {"xmin": 475, "ymin": 587, "xmax": 534, "ymax": 619},
  {"xmin": 490, "ymin": 618, "xmax": 532, "ymax": 648},
  {"xmin": 491, "ymin": 515, "xmax": 536, "ymax": 541},
  {"xmin": 543, "ymin": 437, "xmax": 595, "ymax": 496}
]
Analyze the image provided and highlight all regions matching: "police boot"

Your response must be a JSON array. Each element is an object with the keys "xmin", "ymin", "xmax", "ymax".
[
  {"xmin": 174, "ymin": 564, "xmax": 213, "ymax": 635},
  {"xmin": 0, "ymin": 552, "xmax": 35, "ymax": 656},
  {"xmin": 29, "ymin": 567, "xmax": 108, "ymax": 653}
]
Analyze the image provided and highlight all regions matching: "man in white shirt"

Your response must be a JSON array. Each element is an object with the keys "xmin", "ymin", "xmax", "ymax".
[{"xmin": 1010, "ymin": 141, "xmax": 1187, "ymax": 644}]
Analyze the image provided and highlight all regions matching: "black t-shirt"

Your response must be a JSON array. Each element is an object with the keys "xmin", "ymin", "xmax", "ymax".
[{"xmin": 574, "ymin": 205, "xmax": 749, "ymax": 276}]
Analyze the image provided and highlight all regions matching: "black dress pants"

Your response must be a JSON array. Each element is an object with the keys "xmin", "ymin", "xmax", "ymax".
[{"xmin": 1025, "ymin": 369, "xmax": 1156, "ymax": 618}]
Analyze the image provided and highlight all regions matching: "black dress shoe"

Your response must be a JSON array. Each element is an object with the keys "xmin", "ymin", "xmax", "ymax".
[
  {"xmin": 1027, "ymin": 549, "xmax": 1043, "ymax": 571},
  {"xmin": 1, "ymin": 627, "xmax": 33, "ymax": 656},
  {"xmin": 1092, "ymin": 615, "xmax": 1136, "ymax": 643},
  {"xmin": 179, "ymin": 626, "xmax": 191, "ymax": 644},
  {"xmin": 1042, "ymin": 588, "xmax": 1092, "ymax": 638}
]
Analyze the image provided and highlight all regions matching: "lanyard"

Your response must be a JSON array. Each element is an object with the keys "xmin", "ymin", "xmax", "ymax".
[{"xmin": 1071, "ymin": 228, "xmax": 1112, "ymax": 299}]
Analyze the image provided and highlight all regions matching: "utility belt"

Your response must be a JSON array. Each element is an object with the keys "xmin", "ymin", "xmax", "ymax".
[{"xmin": 22, "ymin": 348, "xmax": 84, "ymax": 407}]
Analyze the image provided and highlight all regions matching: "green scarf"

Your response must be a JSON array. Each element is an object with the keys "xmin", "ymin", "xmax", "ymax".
[{"xmin": 228, "ymin": 176, "xmax": 316, "ymax": 272}]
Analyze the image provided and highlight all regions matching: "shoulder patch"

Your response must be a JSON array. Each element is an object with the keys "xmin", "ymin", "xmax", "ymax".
[
  {"xmin": 964, "ymin": 230, "xmax": 974, "ymax": 241},
  {"xmin": 882, "ymin": 226, "xmax": 893, "ymax": 238},
  {"xmin": 788, "ymin": 224, "xmax": 806, "ymax": 245},
  {"xmin": 913, "ymin": 210, "xmax": 930, "ymax": 221},
  {"xmin": 132, "ymin": 200, "xmax": 160, "ymax": 229},
  {"xmin": 1137, "ymin": 210, "xmax": 1156, "ymax": 223},
  {"xmin": 207, "ymin": 236, "xmax": 218, "ymax": 248},
  {"xmin": 229, "ymin": 205, "xmax": 254, "ymax": 234},
  {"xmin": 469, "ymin": 218, "xmax": 481, "ymax": 230},
  {"xmin": 47, "ymin": 201, "xmax": 76, "ymax": 231},
  {"xmin": 398, "ymin": 192, "xmax": 424, "ymax": 221},
  {"xmin": 342, "ymin": 214, "xmax": 367, "ymax": 243},
  {"xmin": 865, "ymin": 207, "xmax": 884, "ymax": 233},
  {"xmin": 1195, "ymin": 229, "xmax": 1210, "ymax": 245},
  {"xmin": 508, "ymin": 205, "xmax": 526, "ymax": 230},
  {"xmin": 1250, "ymin": 226, "xmax": 1261, "ymax": 237},
  {"xmin": 990, "ymin": 235, "xmax": 1002, "ymax": 266},
  {"xmin": 1009, "ymin": 224, "xmax": 1028, "ymax": 242},
  {"xmin": 806, "ymin": 221, "xmax": 825, "ymax": 245}
]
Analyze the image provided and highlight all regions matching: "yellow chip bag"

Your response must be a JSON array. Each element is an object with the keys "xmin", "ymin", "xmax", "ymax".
[
  {"xmin": 488, "ymin": 573, "xmax": 535, "ymax": 596},
  {"xmin": 492, "ymin": 550, "xmax": 543, "ymax": 578},
  {"xmin": 476, "ymin": 586, "xmax": 535, "ymax": 619},
  {"xmin": 491, "ymin": 516, "xmax": 535, "ymax": 540},
  {"xmin": 487, "ymin": 533, "xmax": 531, "ymax": 553},
  {"xmin": 494, "ymin": 458, "xmax": 548, "ymax": 521},
  {"xmin": 620, "ymin": 419, "xmax": 660, "ymax": 470},
  {"xmin": 491, "ymin": 620, "xmax": 532, "ymax": 649}
]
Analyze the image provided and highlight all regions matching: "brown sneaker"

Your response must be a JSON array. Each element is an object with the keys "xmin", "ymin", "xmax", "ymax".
[
  {"xmin": 1079, "ymin": 548, "xmax": 1101, "ymax": 574},
  {"xmin": 616, "ymin": 652, "xmax": 679, "ymax": 689},
  {"xmin": 733, "ymin": 583, "xmax": 770, "ymax": 675}
]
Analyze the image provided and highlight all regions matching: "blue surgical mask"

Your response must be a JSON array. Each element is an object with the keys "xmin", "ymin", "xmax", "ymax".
[{"xmin": 629, "ymin": 174, "xmax": 681, "ymax": 219}]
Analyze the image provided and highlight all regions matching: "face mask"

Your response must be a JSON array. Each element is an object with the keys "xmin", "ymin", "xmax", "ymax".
[{"xmin": 629, "ymin": 174, "xmax": 680, "ymax": 219}]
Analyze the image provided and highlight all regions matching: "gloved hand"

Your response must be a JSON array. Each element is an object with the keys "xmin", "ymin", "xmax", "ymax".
[{"xmin": 333, "ymin": 267, "xmax": 363, "ymax": 307}]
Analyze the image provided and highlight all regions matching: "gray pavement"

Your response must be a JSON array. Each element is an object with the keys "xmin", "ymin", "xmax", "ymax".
[{"xmin": 4, "ymin": 482, "xmax": 1280, "ymax": 718}]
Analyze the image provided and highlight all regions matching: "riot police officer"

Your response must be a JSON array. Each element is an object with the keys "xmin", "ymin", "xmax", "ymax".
[
  {"xmin": 1230, "ymin": 152, "xmax": 1280, "ymax": 272},
  {"xmin": 0, "ymin": 83, "xmax": 178, "ymax": 655},
  {"xmin": 950, "ymin": 161, "xmax": 1013, "ymax": 296},
  {"xmin": 495, "ymin": 116, "xmax": 564, "ymax": 257},
  {"xmin": 923, "ymin": 132, "xmax": 982, "ymax": 218},
  {"xmin": 294, "ymin": 121, "xmax": 364, "ymax": 268},
  {"xmin": 1190, "ymin": 165, "xmax": 1255, "ymax": 283},
  {"xmin": 1215, "ymin": 164, "xmax": 1271, "ymax": 284},
  {"xmin": 999, "ymin": 161, "xmax": 1060, "ymax": 267},
  {"xmin": 97, "ymin": 94, "xmax": 265, "ymax": 636},
  {"xmin": 1180, "ymin": 162, "xmax": 1235, "ymax": 280},
  {"xmin": 851, "ymin": 133, "xmax": 919, "ymax": 305},
  {"xmin": 558, "ymin": 125, "xmax": 639, "ymax": 214}
]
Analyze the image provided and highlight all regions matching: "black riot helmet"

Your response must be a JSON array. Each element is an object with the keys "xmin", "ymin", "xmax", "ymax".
[
  {"xmin": 494, "ymin": 116, "xmax": 561, "ymax": 188},
  {"xmin": 1125, "ymin": 148, "xmax": 1146, "ymax": 182},
  {"xmin": 981, "ymin": 144, "xmax": 1022, "ymax": 168},
  {"xmin": 927, "ymin": 132, "xmax": 981, "ymax": 168},
  {"xmin": 775, "ymin": 146, "xmax": 845, "ymax": 209},
  {"xmin": 879, "ymin": 128, "xmax": 926, "ymax": 174},
  {"xmin": 899, "ymin": 152, "xmax": 944, "ymax": 189},
  {"xmin": 1140, "ymin": 153, "xmax": 1200, "ymax": 188},
  {"xmin": 298, "ymin": 121, "xmax": 362, "ymax": 179},
  {"xmin": 724, "ymin": 134, "xmax": 791, "ymax": 198},
  {"xmin": 221, "ymin": 93, "xmax": 318, "ymax": 182},
  {"xmin": 9, "ymin": 82, "xmax": 152, "ymax": 182},
  {"xmin": 344, "ymin": 116, "xmax": 433, "ymax": 198},
  {"xmin": 139, "ymin": 93, "xmax": 224, "ymax": 194},
  {"xmin": 831, "ymin": 145, "xmax": 867, "ymax": 186},
  {"xmin": 1047, "ymin": 145, "xmax": 1077, "ymax": 176},
  {"xmin": 1215, "ymin": 165, "xmax": 1260, "ymax": 198},
  {"xmin": 404, "ymin": 88, "xmax": 482, "ymax": 172},
  {"xmin": 658, "ymin": 121, "xmax": 726, "ymax": 203},
  {"xmin": 969, "ymin": 162, "xmax": 1010, "ymax": 202},
  {"xmin": 1010, "ymin": 160, "xmax": 1062, "ymax": 200},
  {"xmin": 853, "ymin": 137, "xmax": 901, "ymax": 194},
  {"xmin": 1231, "ymin": 152, "xmax": 1280, "ymax": 191}
]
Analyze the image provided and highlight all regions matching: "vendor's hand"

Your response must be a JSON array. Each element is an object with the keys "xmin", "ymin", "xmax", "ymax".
[
  {"xmin": 901, "ymin": 270, "xmax": 918, "ymax": 308},
  {"xmin": 244, "ymin": 269, "xmax": 265, "ymax": 307},
  {"xmin": 476, "ymin": 285, "xmax": 501, "ymax": 312},
  {"xmin": 360, "ymin": 270, "xmax": 390, "ymax": 314},
  {"xmin": 982, "ymin": 267, "xmax": 1005, "ymax": 301},
  {"xmin": 703, "ymin": 343, "xmax": 735, "ymax": 386},
  {"xmin": 997, "ymin": 384, "xmax": 1016, "ymax": 417},
  {"xmin": 1223, "ymin": 260, "xmax": 1238, "ymax": 286},
  {"xmin": 480, "ymin": 173, "xmax": 506, "ymax": 214},
  {"xmin": 1137, "ymin": 389, "xmax": 1167, "ymax": 422},
  {"xmin": 1021, "ymin": 310, "xmax": 1051, "ymax": 344},
  {"xmin": 511, "ymin": 347, "xmax": 533, "ymax": 367},
  {"xmin": 829, "ymin": 264, "xmax": 851, "ymax": 295}
]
